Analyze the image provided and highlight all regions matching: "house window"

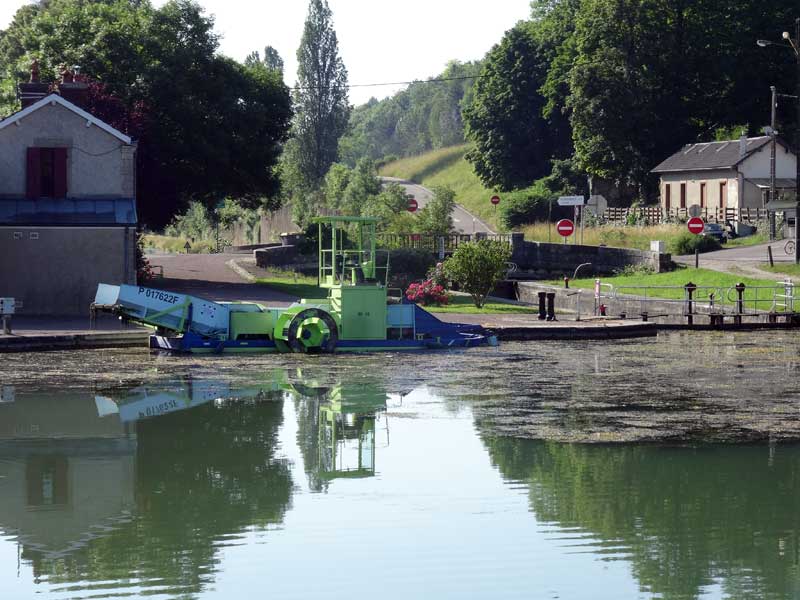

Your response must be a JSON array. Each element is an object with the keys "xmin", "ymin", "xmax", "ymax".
[
  {"xmin": 680, "ymin": 183, "xmax": 687, "ymax": 209},
  {"xmin": 665, "ymin": 184, "xmax": 671, "ymax": 210},
  {"xmin": 719, "ymin": 181, "xmax": 727, "ymax": 209},
  {"xmin": 700, "ymin": 182, "xmax": 706, "ymax": 208},
  {"xmin": 26, "ymin": 147, "xmax": 67, "ymax": 199}
]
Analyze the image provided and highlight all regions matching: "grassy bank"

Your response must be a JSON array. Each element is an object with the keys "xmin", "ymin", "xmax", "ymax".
[
  {"xmin": 760, "ymin": 263, "xmax": 800, "ymax": 277},
  {"xmin": 379, "ymin": 145, "xmax": 501, "ymax": 231},
  {"xmin": 521, "ymin": 223, "xmax": 684, "ymax": 250},
  {"xmin": 143, "ymin": 234, "xmax": 215, "ymax": 254}
]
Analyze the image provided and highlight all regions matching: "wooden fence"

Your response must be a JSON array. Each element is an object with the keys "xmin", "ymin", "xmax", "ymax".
[
  {"xmin": 601, "ymin": 206, "xmax": 770, "ymax": 224},
  {"xmin": 376, "ymin": 233, "xmax": 514, "ymax": 254}
]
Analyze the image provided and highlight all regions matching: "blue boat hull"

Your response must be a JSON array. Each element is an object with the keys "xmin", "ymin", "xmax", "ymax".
[{"xmin": 150, "ymin": 305, "xmax": 496, "ymax": 354}]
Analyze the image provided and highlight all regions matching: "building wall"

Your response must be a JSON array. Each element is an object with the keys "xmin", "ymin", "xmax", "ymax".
[
  {"xmin": 659, "ymin": 170, "xmax": 738, "ymax": 211},
  {"xmin": 738, "ymin": 144, "xmax": 797, "ymax": 208},
  {"xmin": 0, "ymin": 101, "xmax": 134, "ymax": 198},
  {"xmin": 657, "ymin": 145, "xmax": 796, "ymax": 212},
  {"xmin": 0, "ymin": 226, "xmax": 135, "ymax": 315}
]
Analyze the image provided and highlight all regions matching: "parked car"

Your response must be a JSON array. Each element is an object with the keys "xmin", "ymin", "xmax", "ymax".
[{"xmin": 701, "ymin": 223, "xmax": 727, "ymax": 243}]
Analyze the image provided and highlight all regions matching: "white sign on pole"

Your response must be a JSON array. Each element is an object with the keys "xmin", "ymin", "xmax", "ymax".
[
  {"xmin": 557, "ymin": 195, "xmax": 586, "ymax": 207},
  {"xmin": 586, "ymin": 194, "xmax": 607, "ymax": 217}
]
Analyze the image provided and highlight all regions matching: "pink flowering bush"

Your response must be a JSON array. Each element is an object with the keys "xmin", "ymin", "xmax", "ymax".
[{"xmin": 406, "ymin": 279, "xmax": 450, "ymax": 306}]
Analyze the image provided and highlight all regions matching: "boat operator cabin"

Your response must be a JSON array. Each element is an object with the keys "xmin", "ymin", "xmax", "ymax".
[{"xmin": 0, "ymin": 65, "xmax": 137, "ymax": 316}]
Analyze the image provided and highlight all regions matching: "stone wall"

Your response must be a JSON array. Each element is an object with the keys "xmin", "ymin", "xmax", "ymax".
[{"xmin": 508, "ymin": 233, "xmax": 671, "ymax": 276}]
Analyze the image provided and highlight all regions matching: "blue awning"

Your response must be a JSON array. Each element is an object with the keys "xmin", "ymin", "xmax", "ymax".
[{"xmin": 0, "ymin": 198, "xmax": 137, "ymax": 226}]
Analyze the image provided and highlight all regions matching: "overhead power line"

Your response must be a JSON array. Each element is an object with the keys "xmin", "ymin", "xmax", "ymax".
[{"xmin": 292, "ymin": 74, "xmax": 484, "ymax": 91}]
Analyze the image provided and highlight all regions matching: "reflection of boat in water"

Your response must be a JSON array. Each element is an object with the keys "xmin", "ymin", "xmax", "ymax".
[
  {"xmin": 0, "ymin": 368, "xmax": 394, "ymax": 593},
  {"xmin": 316, "ymin": 383, "xmax": 389, "ymax": 481}
]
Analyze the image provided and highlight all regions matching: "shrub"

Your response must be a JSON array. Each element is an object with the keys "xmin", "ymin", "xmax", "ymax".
[
  {"xmin": 406, "ymin": 280, "xmax": 450, "ymax": 306},
  {"xmin": 388, "ymin": 248, "xmax": 436, "ymax": 291},
  {"xmin": 669, "ymin": 232, "xmax": 722, "ymax": 255},
  {"xmin": 444, "ymin": 239, "xmax": 512, "ymax": 308},
  {"xmin": 426, "ymin": 262, "xmax": 448, "ymax": 289}
]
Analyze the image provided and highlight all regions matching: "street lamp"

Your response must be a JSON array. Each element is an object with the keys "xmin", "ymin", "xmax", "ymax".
[{"xmin": 757, "ymin": 18, "xmax": 800, "ymax": 264}]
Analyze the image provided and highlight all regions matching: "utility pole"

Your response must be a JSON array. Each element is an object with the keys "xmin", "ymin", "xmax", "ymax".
[
  {"xmin": 770, "ymin": 85, "xmax": 777, "ymax": 241},
  {"xmin": 794, "ymin": 17, "xmax": 800, "ymax": 264}
]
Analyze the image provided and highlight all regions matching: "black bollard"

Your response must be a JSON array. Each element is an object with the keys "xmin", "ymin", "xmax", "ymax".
[
  {"xmin": 538, "ymin": 291, "xmax": 547, "ymax": 321},
  {"xmin": 685, "ymin": 282, "xmax": 697, "ymax": 326},
  {"xmin": 546, "ymin": 292, "xmax": 557, "ymax": 321},
  {"xmin": 734, "ymin": 282, "xmax": 746, "ymax": 326}
]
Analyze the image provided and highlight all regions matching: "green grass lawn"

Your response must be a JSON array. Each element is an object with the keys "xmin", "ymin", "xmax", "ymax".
[
  {"xmin": 724, "ymin": 231, "xmax": 768, "ymax": 247},
  {"xmin": 379, "ymin": 144, "xmax": 502, "ymax": 231},
  {"xmin": 545, "ymin": 267, "xmax": 780, "ymax": 307},
  {"xmin": 760, "ymin": 263, "xmax": 800, "ymax": 277},
  {"xmin": 425, "ymin": 295, "xmax": 537, "ymax": 314}
]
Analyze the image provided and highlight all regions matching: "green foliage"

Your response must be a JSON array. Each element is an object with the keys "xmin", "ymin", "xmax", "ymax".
[
  {"xmin": 339, "ymin": 60, "xmax": 481, "ymax": 165},
  {"xmin": 417, "ymin": 186, "xmax": 456, "ymax": 235},
  {"xmin": 0, "ymin": 0, "xmax": 292, "ymax": 227},
  {"xmin": 568, "ymin": 0, "xmax": 797, "ymax": 194},
  {"xmin": 380, "ymin": 145, "xmax": 502, "ymax": 230},
  {"xmin": 463, "ymin": 22, "xmax": 559, "ymax": 191},
  {"xmin": 164, "ymin": 202, "xmax": 214, "ymax": 241},
  {"xmin": 385, "ymin": 248, "xmax": 436, "ymax": 291},
  {"xmin": 669, "ymin": 232, "xmax": 722, "ymax": 255},
  {"xmin": 499, "ymin": 181, "xmax": 555, "ymax": 229},
  {"xmin": 444, "ymin": 240, "xmax": 512, "ymax": 308},
  {"xmin": 288, "ymin": 0, "xmax": 349, "ymax": 190}
]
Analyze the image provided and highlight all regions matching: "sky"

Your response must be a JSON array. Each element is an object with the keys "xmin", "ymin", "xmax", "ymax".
[{"xmin": 1, "ymin": 0, "xmax": 532, "ymax": 105}]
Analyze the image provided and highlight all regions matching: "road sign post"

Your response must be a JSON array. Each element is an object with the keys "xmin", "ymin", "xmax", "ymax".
[
  {"xmin": 687, "ymin": 216, "xmax": 705, "ymax": 235},
  {"xmin": 407, "ymin": 197, "xmax": 418, "ymax": 213},
  {"xmin": 556, "ymin": 219, "xmax": 575, "ymax": 244}
]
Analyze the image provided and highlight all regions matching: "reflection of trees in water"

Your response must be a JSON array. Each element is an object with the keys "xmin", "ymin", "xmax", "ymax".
[
  {"xmin": 28, "ymin": 395, "xmax": 292, "ymax": 597},
  {"xmin": 294, "ymin": 395, "xmax": 327, "ymax": 493},
  {"xmin": 483, "ymin": 436, "xmax": 800, "ymax": 600}
]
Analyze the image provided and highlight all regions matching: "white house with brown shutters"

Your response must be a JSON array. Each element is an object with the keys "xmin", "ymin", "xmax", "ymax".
[
  {"xmin": 651, "ymin": 135, "xmax": 797, "ymax": 218},
  {"xmin": 0, "ymin": 68, "xmax": 138, "ymax": 316}
]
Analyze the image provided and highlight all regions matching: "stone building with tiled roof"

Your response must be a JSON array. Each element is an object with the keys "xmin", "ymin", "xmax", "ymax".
[
  {"xmin": 651, "ymin": 135, "xmax": 796, "ymax": 216},
  {"xmin": 0, "ymin": 65, "xmax": 137, "ymax": 315}
]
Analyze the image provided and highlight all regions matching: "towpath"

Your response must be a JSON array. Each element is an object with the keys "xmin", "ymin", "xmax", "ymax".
[{"xmin": 380, "ymin": 177, "xmax": 495, "ymax": 235}]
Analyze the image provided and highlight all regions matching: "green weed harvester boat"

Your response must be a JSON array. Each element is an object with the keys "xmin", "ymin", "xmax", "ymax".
[{"xmin": 94, "ymin": 216, "xmax": 498, "ymax": 353}]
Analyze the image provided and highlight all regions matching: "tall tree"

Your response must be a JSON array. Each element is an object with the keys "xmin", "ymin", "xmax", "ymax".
[
  {"xmin": 463, "ymin": 23, "xmax": 554, "ymax": 191},
  {"xmin": 245, "ymin": 45, "xmax": 284, "ymax": 74},
  {"xmin": 289, "ymin": 0, "xmax": 349, "ymax": 190}
]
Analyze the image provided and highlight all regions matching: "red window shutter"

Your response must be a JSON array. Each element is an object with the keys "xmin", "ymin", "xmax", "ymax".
[
  {"xmin": 54, "ymin": 148, "xmax": 68, "ymax": 198},
  {"xmin": 26, "ymin": 147, "xmax": 41, "ymax": 199}
]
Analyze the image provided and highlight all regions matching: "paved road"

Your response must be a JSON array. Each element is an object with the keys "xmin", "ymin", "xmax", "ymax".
[
  {"xmin": 146, "ymin": 253, "xmax": 295, "ymax": 305},
  {"xmin": 674, "ymin": 241, "xmax": 798, "ymax": 281},
  {"xmin": 381, "ymin": 177, "xmax": 495, "ymax": 234}
]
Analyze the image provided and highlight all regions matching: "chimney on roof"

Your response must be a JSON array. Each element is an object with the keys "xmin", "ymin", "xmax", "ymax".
[
  {"xmin": 18, "ymin": 60, "xmax": 50, "ymax": 108},
  {"xmin": 57, "ymin": 65, "xmax": 89, "ymax": 109},
  {"xmin": 739, "ymin": 133, "xmax": 748, "ymax": 158}
]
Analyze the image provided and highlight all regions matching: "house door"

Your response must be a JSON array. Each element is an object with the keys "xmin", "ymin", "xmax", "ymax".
[{"xmin": 665, "ymin": 184, "xmax": 671, "ymax": 211}]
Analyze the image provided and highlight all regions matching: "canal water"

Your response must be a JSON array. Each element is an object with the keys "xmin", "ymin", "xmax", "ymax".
[{"xmin": 2, "ymin": 332, "xmax": 800, "ymax": 599}]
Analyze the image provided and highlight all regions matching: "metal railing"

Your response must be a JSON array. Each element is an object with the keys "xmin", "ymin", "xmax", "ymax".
[{"xmin": 585, "ymin": 279, "xmax": 796, "ymax": 320}]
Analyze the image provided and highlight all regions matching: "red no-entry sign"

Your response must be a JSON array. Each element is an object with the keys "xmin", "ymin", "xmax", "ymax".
[
  {"xmin": 407, "ymin": 197, "xmax": 418, "ymax": 213},
  {"xmin": 556, "ymin": 219, "xmax": 575, "ymax": 237},
  {"xmin": 687, "ymin": 216, "xmax": 705, "ymax": 235},
  {"xmin": 490, "ymin": 195, "xmax": 501, "ymax": 205}
]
